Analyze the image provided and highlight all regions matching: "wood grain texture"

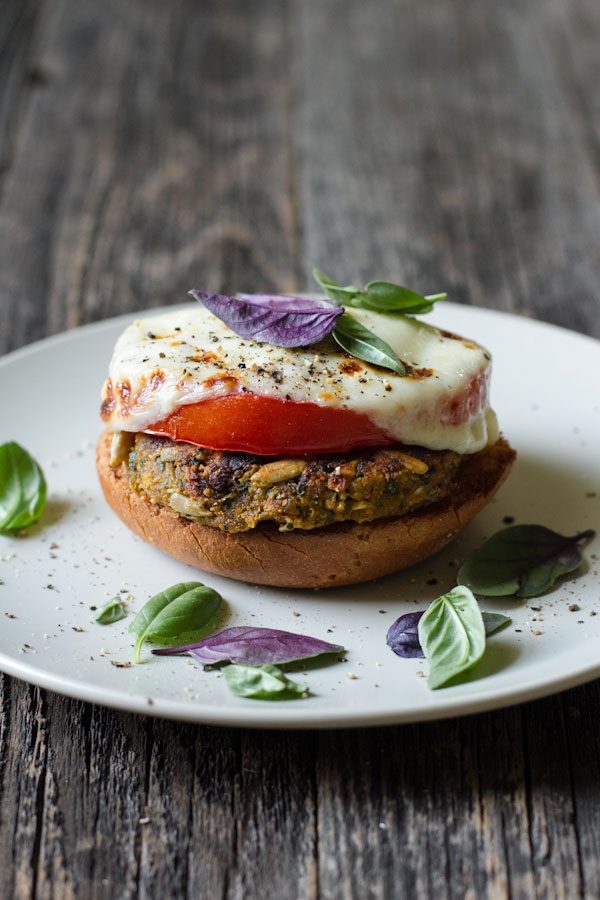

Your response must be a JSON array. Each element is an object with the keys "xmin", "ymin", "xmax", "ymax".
[
  {"xmin": 1, "ymin": 0, "xmax": 600, "ymax": 898},
  {"xmin": 0, "ymin": 1, "xmax": 42, "ymax": 176},
  {"xmin": 0, "ymin": 0, "xmax": 299, "ymax": 354}
]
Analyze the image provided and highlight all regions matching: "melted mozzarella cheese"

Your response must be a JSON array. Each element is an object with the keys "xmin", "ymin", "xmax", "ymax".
[{"xmin": 100, "ymin": 304, "xmax": 497, "ymax": 453}]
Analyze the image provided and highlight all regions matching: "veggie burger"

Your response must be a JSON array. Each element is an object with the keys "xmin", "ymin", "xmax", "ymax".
[{"xmin": 97, "ymin": 274, "xmax": 515, "ymax": 588}]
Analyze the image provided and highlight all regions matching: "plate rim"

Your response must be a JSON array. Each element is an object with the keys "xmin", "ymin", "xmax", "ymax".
[{"xmin": 1, "ymin": 646, "xmax": 599, "ymax": 729}]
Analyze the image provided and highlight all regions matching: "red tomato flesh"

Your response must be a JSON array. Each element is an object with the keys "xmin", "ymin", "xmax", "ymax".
[
  {"xmin": 145, "ymin": 394, "xmax": 396, "ymax": 456},
  {"xmin": 440, "ymin": 370, "xmax": 489, "ymax": 426},
  {"xmin": 145, "ymin": 369, "xmax": 488, "ymax": 456}
]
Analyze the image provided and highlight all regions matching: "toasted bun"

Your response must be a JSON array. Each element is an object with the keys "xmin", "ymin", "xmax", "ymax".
[{"xmin": 97, "ymin": 431, "xmax": 515, "ymax": 589}]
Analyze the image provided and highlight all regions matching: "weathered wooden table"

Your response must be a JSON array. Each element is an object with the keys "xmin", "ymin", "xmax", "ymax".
[{"xmin": 1, "ymin": 1, "xmax": 599, "ymax": 896}]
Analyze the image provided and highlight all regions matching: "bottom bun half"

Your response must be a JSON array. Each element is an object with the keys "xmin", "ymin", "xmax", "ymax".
[{"xmin": 97, "ymin": 431, "xmax": 515, "ymax": 589}]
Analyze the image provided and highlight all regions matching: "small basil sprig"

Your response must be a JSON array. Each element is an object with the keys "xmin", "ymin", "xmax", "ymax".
[
  {"xmin": 95, "ymin": 598, "xmax": 128, "ymax": 625},
  {"xmin": 458, "ymin": 525, "xmax": 596, "ymax": 599},
  {"xmin": 0, "ymin": 441, "xmax": 47, "ymax": 534},
  {"xmin": 191, "ymin": 271, "xmax": 448, "ymax": 377},
  {"xmin": 418, "ymin": 586, "xmax": 486, "ymax": 689},
  {"xmin": 222, "ymin": 664, "xmax": 308, "ymax": 700},
  {"xmin": 129, "ymin": 582, "xmax": 223, "ymax": 663},
  {"xmin": 314, "ymin": 269, "xmax": 446, "ymax": 314},
  {"xmin": 387, "ymin": 609, "xmax": 511, "ymax": 659},
  {"xmin": 331, "ymin": 313, "xmax": 406, "ymax": 376}
]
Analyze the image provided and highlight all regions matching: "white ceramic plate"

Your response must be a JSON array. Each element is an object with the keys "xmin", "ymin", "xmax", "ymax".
[{"xmin": 0, "ymin": 304, "xmax": 599, "ymax": 728}]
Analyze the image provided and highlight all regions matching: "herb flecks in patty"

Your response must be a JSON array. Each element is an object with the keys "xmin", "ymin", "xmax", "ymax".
[{"xmin": 125, "ymin": 434, "xmax": 461, "ymax": 533}]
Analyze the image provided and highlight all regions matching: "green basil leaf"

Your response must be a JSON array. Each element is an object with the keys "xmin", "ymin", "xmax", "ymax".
[
  {"xmin": 312, "ymin": 268, "xmax": 360, "ymax": 304},
  {"xmin": 95, "ymin": 598, "xmax": 128, "ymax": 625},
  {"xmin": 418, "ymin": 586, "xmax": 486, "ymax": 689},
  {"xmin": 481, "ymin": 611, "xmax": 511, "ymax": 636},
  {"xmin": 332, "ymin": 314, "xmax": 406, "ymax": 376},
  {"xmin": 363, "ymin": 281, "xmax": 446, "ymax": 314},
  {"xmin": 129, "ymin": 581, "xmax": 223, "ymax": 663},
  {"xmin": 458, "ymin": 525, "xmax": 596, "ymax": 599},
  {"xmin": 312, "ymin": 268, "xmax": 446, "ymax": 314},
  {"xmin": 0, "ymin": 441, "xmax": 47, "ymax": 534},
  {"xmin": 222, "ymin": 663, "xmax": 308, "ymax": 700}
]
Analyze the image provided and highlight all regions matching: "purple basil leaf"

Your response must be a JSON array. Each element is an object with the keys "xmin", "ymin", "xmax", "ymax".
[
  {"xmin": 152, "ymin": 626, "xmax": 344, "ymax": 667},
  {"xmin": 189, "ymin": 290, "xmax": 343, "ymax": 348},
  {"xmin": 386, "ymin": 612, "xmax": 425, "ymax": 659},
  {"xmin": 236, "ymin": 293, "xmax": 335, "ymax": 311}
]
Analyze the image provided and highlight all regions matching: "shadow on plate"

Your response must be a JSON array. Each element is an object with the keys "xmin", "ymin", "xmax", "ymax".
[
  {"xmin": 16, "ymin": 496, "xmax": 72, "ymax": 537},
  {"xmin": 445, "ymin": 640, "xmax": 521, "ymax": 688}
]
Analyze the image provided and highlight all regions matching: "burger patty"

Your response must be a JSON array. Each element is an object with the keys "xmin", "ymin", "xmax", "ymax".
[{"xmin": 122, "ymin": 433, "xmax": 463, "ymax": 533}]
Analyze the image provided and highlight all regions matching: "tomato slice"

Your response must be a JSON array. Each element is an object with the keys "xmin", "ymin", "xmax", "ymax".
[
  {"xmin": 145, "ymin": 394, "xmax": 395, "ymax": 455},
  {"xmin": 440, "ymin": 370, "xmax": 489, "ymax": 426}
]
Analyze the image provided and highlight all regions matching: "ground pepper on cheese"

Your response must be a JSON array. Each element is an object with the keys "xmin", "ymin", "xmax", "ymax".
[{"xmin": 100, "ymin": 303, "xmax": 497, "ymax": 454}]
